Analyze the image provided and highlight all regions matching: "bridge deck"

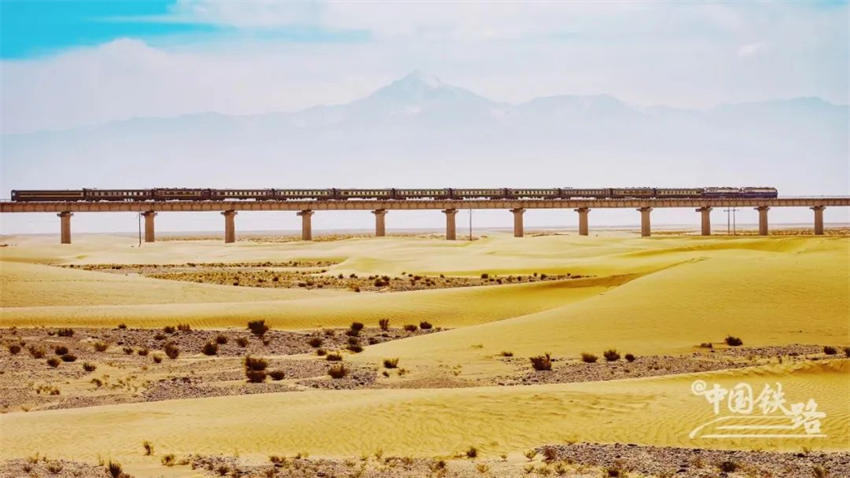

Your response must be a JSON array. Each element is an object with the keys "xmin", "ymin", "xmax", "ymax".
[{"xmin": 2, "ymin": 197, "xmax": 849, "ymax": 213}]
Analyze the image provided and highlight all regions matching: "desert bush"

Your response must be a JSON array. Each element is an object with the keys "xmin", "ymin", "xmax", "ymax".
[
  {"xmin": 419, "ymin": 321, "xmax": 433, "ymax": 330},
  {"xmin": 57, "ymin": 328, "xmax": 74, "ymax": 337},
  {"xmin": 480, "ymin": 273, "xmax": 489, "ymax": 279},
  {"xmin": 143, "ymin": 440, "xmax": 154, "ymax": 456},
  {"xmin": 844, "ymin": 346, "xmax": 850, "ymax": 358},
  {"xmin": 404, "ymin": 324, "xmax": 418, "ymax": 332},
  {"xmin": 725, "ymin": 335, "xmax": 743, "ymax": 346},
  {"xmin": 383, "ymin": 358, "xmax": 399, "ymax": 369},
  {"xmin": 524, "ymin": 449, "xmax": 538, "ymax": 461},
  {"xmin": 163, "ymin": 325, "xmax": 176, "ymax": 334},
  {"xmin": 823, "ymin": 345, "xmax": 837, "ymax": 355},
  {"xmin": 93, "ymin": 341, "xmax": 109, "ymax": 352},
  {"xmin": 123, "ymin": 347, "xmax": 133, "ymax": 355},
  {"xmin": 245, "ymin": 369, "xmax": 266, "ymax": 383},
  {"xmin": 308, "ymin": 337, "xmax": 323, "ymax": 348},
  {"xmin": 581, "ymin": 353, "xmax": 598, "ymax": 363},
  {"xmin": 328, "ymin": 364, "xmax": 348, "ymax": 378},
  {"xmin": 466, "ymin": 446, "xmax": 478, "ymax": 458},
  {"xmin": 345, "ymin": 328, "xmax": 360, "ymax": 337},
  {"xmin": 248, "ymin": 320, "xmax": 269, "ymax": 337},
  {"xmin": 326, "ymin": 352, "xmax": 343, "ymax": 361},
  {"xmin": 54, "ymin": 345, "xmax": 69, "ymax": 355},
  {"xmin": 83, "ymin": 362, "xmax": 96, "ymax": 372},
  {"xmin": 60, "ymin": 354, "xmax": 77, "ymax": 362},
  {"xmin": 47, "ymin": 460, "xmax": 63, "ymax": 473},
  {"xmin": 215, "ymin": 334, "xmax": 228, "ymax": 345},
  {"xmin": 154, "ymin": 333, "xmax": 166, "ymax": 341},
  {"xmin": 699, "ymin": 342, "xmax": 713, "ymax": 349},
  {"xmin": 107, "ymin": 461, "xmax": 123, "ymax": 478},
  {"xmin": 137, "ymin": 347, "xmax": 149, "ymax": 356},
  {"xmin": 624, "ymin": 353, "xmax": 636, "ymax": 362},
  {"xmin": 379, "ymin": 318, "xmax": 390, "ymax": 330},
  {"xmin": 202, "ymin": 342, "xmax": 218, "ymax": 356},
  {"xmin": 316, "ymin": 348, "xmax": 326, "ymax": 356},
  {"xmin": 501, "ymin": 351, "xmax": 514, "ymax": 357},
  {"xmin": 161, "ymin": 454, "xmax": 175, "ymax": 466},
  {"xmin": 164, "ymin": 342, "xmax": 179, "ymax": 359},
  {"xmin": 268, "ymin": 370, "xmax": 285, "ymax": 381},
  {"xmin": 244, "ymin": 355, "xmax": 268, "ymax": 370},
  {"xmin": 116, "ymin": 323, "xmax": 127, "ymax": 329},
  {"xmin": 46, "ymin": 357, "xmax": 60, "ymax": 368},
  {"xmin": 152, "ymin": 355, "xmax": 163, "ymax": 363},
  {"xmin": 718, "ymin": 460, "xmax": 738, "ymax": 472},
  {"xmin": 236, "ymin": 337, "xmax": 249, "ymax": 347},
  {"xmin": 7, "ymin": 344, "xmax": 21, "ymax": 355},
  {"xmin": 28, "ymin": 345, "xmax": 46, "ymax": 359},
  {"xmin": 177, "ymin": 323, "xmax": 191, "ymax": 332},
  {"xmin": 603, "ymin": 349, "xmax": 621, "ymax": 362},
  {"xmin": 530, "ymin": 354, "xmax": 552, "ymax": 371},
  {"xmin": 347, "ymin": 344, "xmax": 363, "ymax": 353},
  {"xmin": 347, "ymin": 336, "xmax": 359, "ymax": 346}
]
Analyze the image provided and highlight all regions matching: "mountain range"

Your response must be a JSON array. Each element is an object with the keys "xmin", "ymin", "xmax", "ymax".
[{"xmin": 2, "ymin": 71, "xmax": 847, "ymax": 197}]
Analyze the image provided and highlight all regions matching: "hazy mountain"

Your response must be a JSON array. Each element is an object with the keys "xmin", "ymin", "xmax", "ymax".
[{"xmin": 2, "ymin": 71, "xmax": 847, "ymax": 197}]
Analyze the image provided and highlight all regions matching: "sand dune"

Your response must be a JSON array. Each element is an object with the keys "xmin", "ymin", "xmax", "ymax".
[{"xmin": 1, "ymin": 361, "xmax": 846, "ymax": 471}]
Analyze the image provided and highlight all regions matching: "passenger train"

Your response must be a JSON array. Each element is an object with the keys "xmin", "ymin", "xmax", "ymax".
[{"xmin": 10, "ymin": 187, "xmax": 778, "ymax": 202}]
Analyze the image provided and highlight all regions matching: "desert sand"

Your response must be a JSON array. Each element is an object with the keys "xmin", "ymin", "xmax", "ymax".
[{"xmin": 0, "ymin": 231, "xmax": 848, "ymax": 477}]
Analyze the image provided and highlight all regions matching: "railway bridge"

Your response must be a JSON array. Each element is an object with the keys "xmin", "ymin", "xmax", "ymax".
[{"xmin": 2, "ymin": 197, "xmax": 848, "ymax": 244}]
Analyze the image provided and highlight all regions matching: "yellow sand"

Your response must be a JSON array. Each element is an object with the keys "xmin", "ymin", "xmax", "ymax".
[
  {"xmin": 1, "ymin": 231, "xmax": 848, "ymax": 473},
  {"xmin": 1, "ymin": 361, "xmax": 847, "ymax": 467}
]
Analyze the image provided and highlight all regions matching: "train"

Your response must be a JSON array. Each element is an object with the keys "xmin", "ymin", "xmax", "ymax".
[{"xmin": 9, "ymin": 187, "xmax": 778, "ymax": 202}]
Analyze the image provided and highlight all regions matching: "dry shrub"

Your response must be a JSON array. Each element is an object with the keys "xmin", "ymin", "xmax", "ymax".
[
  {"xmin": 28, "ymin": 346, "xmax": 45, "ymax": 359},
  {"xmin": 379, "ymin": 318, "xmax": 390, "ymax": 330},
  {"xmin": 57, "ymin": 328, "xmax": 74, "ymax": 337},
  {"xmin": 83, "ymin": 362, "xmax": 96, "ymax": 372},
  {"xmin": 624, "ymin": 353, "xmax": 636, "ymax": 362},
  {"xmin": 268, "ymin": 370, "xmax": 285, "ymax": 381},
  {"xmin": 60, "ymin": 353, "xmax": 77, "ymax": 362},
  {"xmin": 326, "ymin": 352, "xmax": 343, "ymax": 361},
  {"xmin": 93, "ymin": 341, "xmax": 109, "ymax": 352},
  {"xmin": 725, "ymin": 335, "xmax": 743, "ymax": 346},
  {"xmin": 603, "ymin": 349, "xmax": 620, "ymax": 362},
  {"xmin": 215, "ymin": 335, "xmax": 228, "ymax": 345},
  {"xmin": 46, "ymin": 357, "xmax": 60, "ymax": 368},
  {"xmin": 54, "ymin": 345, "xmax": 69, "ymax": 355},
  {"xmin": 236, "ymin": 337, "xmax": 249, "ymax": 347},
  {"xmin": 202, "ymin": 342, "xmax": 218, "ymax": 356},
  {"xmin": 308, "ymin": 337, "xmax": 323, "ymax": 348},
  {"xmin": 7, "ymin": 344, "xmax": 21, "ymax": 355},
  {"xmin": 328, "ymin": 364, "xmax": 348, "ymax": 378},
  {"xmin": 383, "ymin": 358, "xmax": 399, "ymax": 369},
  {"xmin": 164, "ymin": 342, "xmax": 179, "ymax": 359},
  {"xmin": 248, "ymin": 320, "xmax": 269, "ymax": 337},
  {"xmin": 419, "ymin": 321, "xmax": 433, "ymax": 330},
  {"xmin": 530, "ymin": 354, "xmax": 552, "ymax": 371},
  {"xmin": 404, "ymin": 324, "xmax": 418, "ymax": 332},
  {"xmin": 581, "ymin": 353, "xmax": 598, "ymax": 363}
]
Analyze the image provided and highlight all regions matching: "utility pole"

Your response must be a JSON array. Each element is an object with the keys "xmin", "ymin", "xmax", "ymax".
[
  {"xmin": 138, "ymin": 212, "xmax": 142, "ymax": 247},
  {"xmin": 724, "ymin": 207, "xmax": 739, "ymax": 235}
]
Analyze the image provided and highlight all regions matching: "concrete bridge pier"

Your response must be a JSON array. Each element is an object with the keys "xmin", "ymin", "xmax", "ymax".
[
  {"xmin": 811, "ymin": 206, "xmax": 825, "ymax": 235},
  {"xmin": 297, "ymin": 210, "xmax": 314, "ymax": 241},
  {"xmin": 442, "ymin": 209, "xmax": 458, "ymax": 240},
  {"xmin": 755, "ymin": 206, "xmax": 769, "ymax": 236},
  {"xmin": 696, "ymin": 207, "xmax": 712, "ymax": 236},
  {"xmin": 58, "ymin": 211, "xmax": 72, "ymax": 244},
  {"xmin": 575, "ymin": 208, "xmax": 589, "ymax": 236},
  {"xmin": 511, "ymin": 208, "xmax": 525, "ymax": 237},
  {"xmin": 142, "ymin": 211, "xmax": 157, "ymax": 242},
  {"xmin": 637, "ymin": 207, "xmax": 652, "ymax": 237},
  {"xmin": 372, "ymin": 209, "xmax": 387, "ymax": 237},
  {"xmin": 221, "ymin": 210, "xmax": 237, "ymax": 243}
]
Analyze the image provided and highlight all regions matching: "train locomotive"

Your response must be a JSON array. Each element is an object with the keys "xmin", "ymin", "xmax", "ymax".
[{"xmin": 10, "ymin": 187, "xmax": 778, "ymax": 202}]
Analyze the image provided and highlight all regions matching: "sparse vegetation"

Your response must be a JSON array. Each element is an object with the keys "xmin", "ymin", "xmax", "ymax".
[
  {"xmin": 530, "ymin": 354, "xmax": 552, "ymax": 371},
  {"xmin": 379, "ymin": 318, "xmax": 390, "ymax": 330},
  {"xmin": 215, "ymin": 334, "xmax": 228, "ymax": 345},
  {"xmin": 248, "ymin": 320, "xmax": 269, "ymax": 337},
  {"xmin": 466, "ymin": 446, "xmax": 478, "ymax": 459},
  {"xmin": 624, "ymin": 353, "xmax": 636, "ymax": 362},
  {"xmin": 326, "ymin": 352, "xmax": 343, "ymax": 361},
  {"xmin": 725, "ymin": 335, "xmax": 743, "ymax": 347},
  {"xmin": 143, "ymin": 440, "xmax": 154, "ymax": 456},
  {"xmin": 603, "ymin": 349, "xmax": 621, "ymax": 362},
  {"xmin": 719, "ymin": 460, "xmax": 739, "ymax": 472},
  {"xmin": 823, "ymin": 345, "xmax": 837, "ymax": 355},
  {"xmin": 383, "ymin": 358, "xmax": 399, "ymax": 369},
  {"xmin": 419, "ymin": 321, "xmax": 433, "ymax": 330},
  {"xmin": 53, "ymin": 345, "xmax": 69, "ymax": 355},
  {"xmin": 202, "ymin": 342, "xmax": 219, "ymax": 356},
  {"xmin": 93, "ymin": 341, "xmax": 109, "ymax": 352},
  {"xmin": 328, "ymin": 364, "xmax": 348, "ymax": 379},
  {"xmin": 164, "ymin": 342, "xmax": 180, "ymax": 359},
  {"xmin": 28, "ymin": 345, "xmax": 45, "ymax": 359},
  {"xmin": 268, "ymin": 370, "xmax": 285, "ymax": 381},
  {"xmin": 236, "ymin": 337, "xmax": 249, "ymax": 347},
  {"xmin": 581, "ymin": 353, "xmax": 598, "ymax": 363},
  {"xmin": 177, "ymin": 323, "xmax": 191, "ymax": 332},
  {"xmin": 161, "ymin": 454, "xmax": 176, "ymax": 466},
  {"xmin": 308, "ymin": 337, "xmax": 323, "ymax": 348},
  {"xmin": 163, "ymin": 325, "xmax": 176, "ymax": 334},
  {"xmin": 244, "ymin": 355, "xmax": 269, "ymax": 383},
  {"xmin": 60, "ymin": 353, "xmax": 77, "ymax": 362},
  {"xmin": 46, "ymin": 357, "xmax": 60, "ymax": 368},
  {"xmin": 404, "ymin": 324, "xmax": 418, "ymax": 332},
  {"xmin": 107, "ymin": 461, "xmax": 123, "ymax": 478},
  {"xmin": 7, "ymin": 343, "xmax": 21, "ymax": 355},
  {"xmin": 137, "ymin": 347, "xmax": 149, "ymax": 356},
  {"xmin": 350, "ymin": 321, "xmax": 364, "ymax": 332},
  {"xmin": 501, "ymin": 351, "xmax": 514, "ymax": 357},
  {"xmin": 844, "ymin": 346, "xmax": 850, "ymax": 358},
  {"xmin": 56, "ymin": 328, "xmax": 74, "ymax": 337}
]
